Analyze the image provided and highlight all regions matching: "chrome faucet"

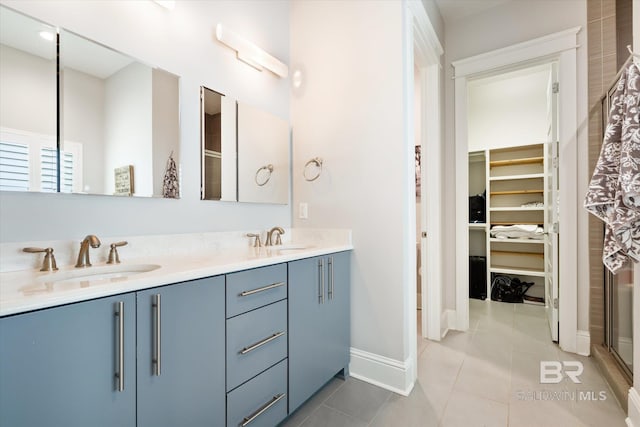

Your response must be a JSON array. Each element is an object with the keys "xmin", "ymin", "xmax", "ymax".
[
  {"xmin": 75, "ymin": 235, "xmax": 101, "ymax": 268},
  {"xmin": 265, "ymin": 227, "xmax": 285, "ymax": 246}
]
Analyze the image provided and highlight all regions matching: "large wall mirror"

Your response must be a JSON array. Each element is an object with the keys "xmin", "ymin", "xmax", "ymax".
[
  {"xmin": 200, "ymin": 86, "xmax": 237, "ymax": 201},
  {"xmin": 237, "ymin": 102, "xmax": 289, "ymax": 204},
  {"xmin": 0, "ymin": 5, "xmax": 181, "ymax": 198}
]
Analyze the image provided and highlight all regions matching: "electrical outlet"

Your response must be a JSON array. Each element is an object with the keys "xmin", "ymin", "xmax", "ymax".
[{"xmin": 299, "ymin": 202, "xmax": 308, "ymax": 219}]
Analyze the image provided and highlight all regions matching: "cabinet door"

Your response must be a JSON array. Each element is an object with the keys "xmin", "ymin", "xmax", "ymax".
[
  {"xmin": 289, "ymin": 253, "xmax": 351, "ymax": 412},
  {"xmin": 137, "ymin": 276, "xmax": 225, "ymax": 427},
  {"xmin": 0, "ymin": 294, "xmax": 136, "ymax": 427},
  {"xmin": 323, "ymin": 252, "xmax": 351, "ymax": 377},
  {"xmin": 288, "ymin": 256, "xmax": 326, "ymax": 412}
]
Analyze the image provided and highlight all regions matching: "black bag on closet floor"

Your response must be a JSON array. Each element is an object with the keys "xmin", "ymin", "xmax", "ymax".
[
  {"xmin": 490, "ymin": 275, "xmax": 533, "ymax": 303},
  {"xmin": 469, "ymin": 256, "xmax": 487, "ymax": 300},
  {"xmin": 469, "ymin": 190, "xmax": 486, "ymax": 223}
]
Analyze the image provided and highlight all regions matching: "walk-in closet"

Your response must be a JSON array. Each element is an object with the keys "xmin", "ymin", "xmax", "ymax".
[{"xmin": 467, "ymin": 62, "xmax": 559, "ymax": 339}]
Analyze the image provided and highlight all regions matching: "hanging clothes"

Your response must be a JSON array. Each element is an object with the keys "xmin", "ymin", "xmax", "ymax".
[
  {"xmin": 585, "ymin": 62, "xmax": 640, "ymax": 274},
  {"xmin": 162, "ymin": 152, "xmax": 179, "ymax": 199}
]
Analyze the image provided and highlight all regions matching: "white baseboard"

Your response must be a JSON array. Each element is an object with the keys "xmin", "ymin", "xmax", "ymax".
[
  {"xmin": 576, "ymin": 330, "xmax": 591, "ymax": 356},
  {"xmin": 349, "ymin": 347, "xmax": 414, "ymax": 396},
  {"xmin": 441, "ymin": 309, "xmax": 456, "ymax": 339},
  {"xmin": 626, "ymin": 387, "xmax": 640, "ymax": 427}
]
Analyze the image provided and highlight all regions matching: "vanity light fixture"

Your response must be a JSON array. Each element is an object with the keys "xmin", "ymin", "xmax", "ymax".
[
  {"xmin": 215, "ymin": 23, "xmax": 288, "ymax": 78},
  {"xmin": 38, "ymin": 31, "xmax": 55, "ymax": 42},
  {"xmin": 153, "ymin": 0, "xmax": 175, "ymax": 10}
]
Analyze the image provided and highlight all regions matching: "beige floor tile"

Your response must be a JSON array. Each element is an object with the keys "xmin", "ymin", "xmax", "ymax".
[
  {"xmin": 454, "ymin": 355, "xmax": 512, "ymax": 403},
  {"xmin": 441, "ymin": 389, "xmax": 509, "ymax": 427}
]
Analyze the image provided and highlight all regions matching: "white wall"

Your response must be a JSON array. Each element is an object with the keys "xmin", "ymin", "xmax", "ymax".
[
  {"xmin": 442, "ymin": 1, "xmax": 589, "ymax": 334},
  {"xmin": 63, "ymin": 68, "xmax": 105, "ymax": 194},
  {"xmin": 467, "ymin": 65, "xmax": 550, "ymax": 151},
  {"xmin": 291, "ymin": 0, "xmax": 409, "ymax": 370},
  {"xmin": 0, "ymin": 44, "xmax": 56, "ymax": 136},
  {"xmin": 104, "ymin": 62, "xmax": 153, "ymax": 196},
  {"xmin": 152, "ymin": 68, "xmax": 180, "ymax": 197},
  {"xmin": 0, "ymin": 0, "xmax": 290, "ymax": 242}
]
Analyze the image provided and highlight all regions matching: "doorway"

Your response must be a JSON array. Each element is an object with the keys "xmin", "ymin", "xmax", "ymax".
[
  {"xmin": 453, "ymin": 28, "xmax": 580, "ymax": 353},
  {"xmin": 466, "ymin": 62, "xmax": 558, "ymax": 345}
]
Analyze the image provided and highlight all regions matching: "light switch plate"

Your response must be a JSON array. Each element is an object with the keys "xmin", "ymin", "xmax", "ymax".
[{"xmin": 299, "ymin": 202, "xmax": 308, "ymax": 219}]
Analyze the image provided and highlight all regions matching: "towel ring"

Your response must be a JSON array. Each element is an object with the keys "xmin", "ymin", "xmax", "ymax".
[
  {"xmin": 255, "ymin": 164, "xmax": 274, "ymax": 186},
  {"xmin": 303, "ymin": 157, "xmax": 323, "ymax": 182}
]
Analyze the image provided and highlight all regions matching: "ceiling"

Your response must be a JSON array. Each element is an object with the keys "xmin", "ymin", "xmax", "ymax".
[
  {"xmin": 1, "ymin": 6, "xmax": 133, "ymax": 79},
  {"xmin": 434, "ymin": 0, "xmax": 513, "ymax": 23}
]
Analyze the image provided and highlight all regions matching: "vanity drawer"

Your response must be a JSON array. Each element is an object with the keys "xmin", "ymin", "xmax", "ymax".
[
  {"xmin": 227, "ymin": 359, "xmax": 288, "ymax": 427},
  {"xmin": 226, "ymin": 300, "xmax": 287, "ymax": 391},
  {"xmin": 226, "ymin": 264, "xmax": 287, "ymax": 318}
]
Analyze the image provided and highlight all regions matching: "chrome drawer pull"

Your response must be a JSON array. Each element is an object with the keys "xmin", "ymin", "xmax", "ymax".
[
  {"xmin": 241, "ymin": 393, "xmax": 286, "ymax": 427},
  {"xmin": 318, "ymin": 259, "xmax": 325, "ymax": 304},
  {"xmin": 239, "ymin": 281, "xmax": 285, "ymax": 297},
  {"xmin": 114, "ymin": 301, "xmax": 124, "ymax": 392},
  {"xmin": 328, "ymin": 256, "xmax": 334, "ymax": 300},
  {"xmin": 152, "ymin": 294, "xmax": 161, "ymax": 376},
  {"xmin": 239, "ymin": 331, "xmax": 286, "ymax": 355}
]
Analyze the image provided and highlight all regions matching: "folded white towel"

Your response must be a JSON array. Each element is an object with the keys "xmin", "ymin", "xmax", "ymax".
[{"xmin": 490, "ymin": 224, "xmax": 544, "ymax": 240}]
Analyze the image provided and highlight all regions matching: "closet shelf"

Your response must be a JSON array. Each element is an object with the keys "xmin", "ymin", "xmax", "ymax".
[
  {"xmin": 489, "ymin": 238, "xmax": 544, "ymax": 244},
  {"xmin": 490, "ymin": 221, "xmax": 543, "ymax": 226},
  {"xmin": 489, "ymin": 207, "xmax": 544, "ymax": 212},
  {"xmin": 490, "ymin": 266, "xmax": 546, "ymax": 277},
  {"xmin": 491, "ymin": 250, "xmax": 544, "ymax": 258},
  {"xmin": 469, "ymin": 223, "xmax": 487, "ymax": 230},
  {"xmin": 490, "ymin": 189, "xmax": 544, "ymax": 196},
  {"xmin": 489, "ymin": 173, "xmax": 544, "ymax": 181},
  {"xmin": 489, "ymin": 156, "xmax": 544, "ymax": 168}
]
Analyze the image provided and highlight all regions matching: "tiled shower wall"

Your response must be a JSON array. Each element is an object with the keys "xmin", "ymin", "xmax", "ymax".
[{"xmin": 587, "ymin": 0, "xmax": 618, "ymax": 349}]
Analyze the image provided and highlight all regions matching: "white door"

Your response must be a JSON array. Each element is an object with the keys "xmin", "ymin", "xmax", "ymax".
[{"xmin": 545, "ymin": 63, "xmax": 560, "ymax": 342}]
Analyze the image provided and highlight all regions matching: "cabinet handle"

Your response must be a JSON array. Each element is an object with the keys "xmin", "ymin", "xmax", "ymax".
[
  {"xmin": 115, "ymin": 301, "xmax": 124, "ymax": 392},
  {"xmin": 239, "ymin": 331, "xmax": 286, "ymax": 355},
  {"xmin": 152, "ymin": 294, "xmax": 161, "ymax": 376},
  {"xmin": 318, "ymin": 258, "xmax": 325, "ymax": 304},
  {"xmin": 241, "ymin": 393, "xmax": 286, "ymax": 427},
  {"xmin": 239, "ymin": 281, "xmax": 285, "ymax": 297},
  {"xmin": 328, "ymin": 256, "xmax": 334, "ymax": 300}
]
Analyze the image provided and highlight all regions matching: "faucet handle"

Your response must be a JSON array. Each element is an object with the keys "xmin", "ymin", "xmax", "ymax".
[
  {"xmin": 107, "ymin": 241, "xmax": 128, "ymax": 264},
  {"xmin": 23, "ymin": 247, "xmax": 58, "ymax": 272},
  {"xmin": 246, "ymin": 233, "xmax": 262, "ymax": 247}
]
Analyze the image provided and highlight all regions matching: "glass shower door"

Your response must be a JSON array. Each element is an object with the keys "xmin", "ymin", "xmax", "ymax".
[{"xmin": 607, "ymin": 264, "xmax": 633, "ymax": 380}]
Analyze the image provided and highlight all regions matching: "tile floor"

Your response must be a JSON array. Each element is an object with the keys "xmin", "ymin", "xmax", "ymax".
[{"xmin": 280, "ymin": 299, "xmax": 628, "ymax": 426}]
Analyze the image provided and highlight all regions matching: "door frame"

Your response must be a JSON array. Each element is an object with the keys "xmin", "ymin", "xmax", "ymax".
[
  {"xmin": 452, "ymin": 27, "xmax": 580, "ymax": 353},
  {"xmin": 404, "ymin": 0, "xmax": 443, "ymax": 390},
  {"xmin": 408, "ymin": 2, "xmax": 444, "ymax": 343}
]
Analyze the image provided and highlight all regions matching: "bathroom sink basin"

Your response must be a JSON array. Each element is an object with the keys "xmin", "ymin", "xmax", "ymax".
[{"xmin": 28, "ymin": 264, "xmax": 161, "ymax": 292}]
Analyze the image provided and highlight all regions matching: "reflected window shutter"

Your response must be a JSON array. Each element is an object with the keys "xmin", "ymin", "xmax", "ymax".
[
  {"xmin": 0, "ymin": 142, "xmax": 30, "ymax": 192},
  {"xmin": 40, "ymin": 147, "xmax": 57, "ymax": 192}
]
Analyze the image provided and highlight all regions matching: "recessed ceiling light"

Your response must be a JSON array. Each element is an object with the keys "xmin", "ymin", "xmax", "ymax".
[{"xmin": 39, "ymin": 31, "xmax": 55, "ymax": 42}]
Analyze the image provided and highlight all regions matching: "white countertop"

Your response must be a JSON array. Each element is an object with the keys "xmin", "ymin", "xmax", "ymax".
[{"xmin": 0, "ymin": 230, "xmax": 352, "ymax": 317}]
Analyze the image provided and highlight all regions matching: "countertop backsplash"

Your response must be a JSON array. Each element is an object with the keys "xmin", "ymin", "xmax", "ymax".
[{"xmin": 0, "ymin": 228, "xmax": 352, "ymax": 274}]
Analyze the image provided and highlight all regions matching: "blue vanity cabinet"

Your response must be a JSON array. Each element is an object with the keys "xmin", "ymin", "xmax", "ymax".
[
  {"xmin": 225, "ymin": 264, "xmax": 289, "ymax": 427},
  {"xmin": 0, "ymin": 293, "xmax": 137, "ymax": 427},
  {"xmin": 136, "ymin": 276, "xmax": 226, "ymax": 427},
  {"xmin": 288, "ymin": 251, "xmax": 351, "ymax": 413}
]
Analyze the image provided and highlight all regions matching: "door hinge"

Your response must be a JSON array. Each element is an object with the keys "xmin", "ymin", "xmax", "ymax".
[
  {"xmin": 553, "ymin": 298, "xmax": 559, "ymax": 309},
  {"xmin": 551, "ymin": 222, "xmax": 559, "ymax": 233},
  {"xmin": 552, "ymin": 82, "xmax": 559, "ymax": 93},
  {"xmin": 552, "ymin": 157, "xmax": 558, "ymax": 168}
]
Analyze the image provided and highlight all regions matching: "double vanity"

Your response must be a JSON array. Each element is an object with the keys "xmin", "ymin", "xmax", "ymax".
[{"xmin": 0, "ymin": 229, "xmax": 352, "ymax": 427}]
